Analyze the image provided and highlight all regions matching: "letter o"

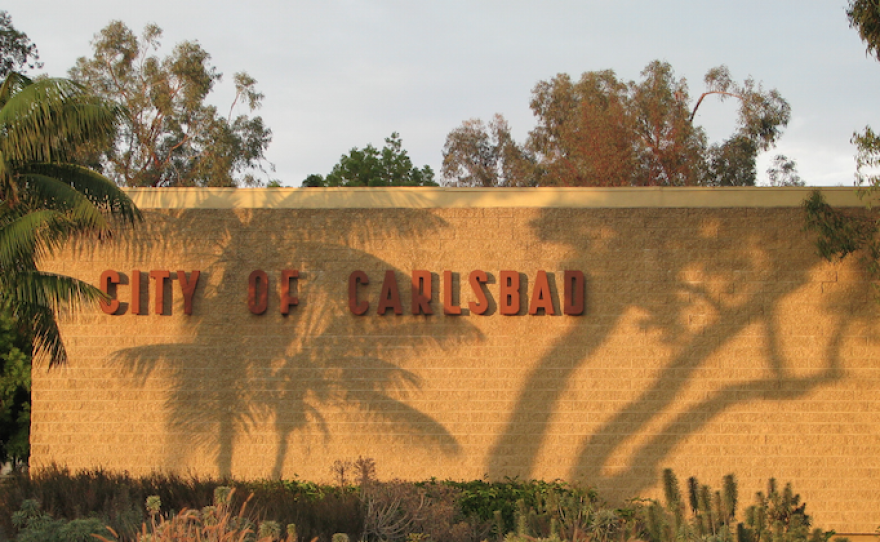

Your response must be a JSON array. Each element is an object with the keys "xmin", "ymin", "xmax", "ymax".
[{"xmin": 248, "ymin": 270, "xmax": 269, "ymax": 315}]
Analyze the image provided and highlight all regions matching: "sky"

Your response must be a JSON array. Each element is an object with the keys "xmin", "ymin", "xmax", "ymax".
[{"xmin": 7, "ymin": 1, "xmax": 880, "ymax": 187}]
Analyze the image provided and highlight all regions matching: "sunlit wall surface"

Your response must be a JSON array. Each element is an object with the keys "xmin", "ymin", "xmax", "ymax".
[{"xmin": 34, "ymin": 188, "xmax": 880, "ymax": 534}]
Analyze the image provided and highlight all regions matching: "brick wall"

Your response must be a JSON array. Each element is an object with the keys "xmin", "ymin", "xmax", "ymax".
[{"xmin": 33, "ymin": 189, "xmax": 880, "ymax": 533}]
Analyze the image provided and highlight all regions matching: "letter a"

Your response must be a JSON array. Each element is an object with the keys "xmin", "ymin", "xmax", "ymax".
[
  {"xmin": 528, "ymin": 270, "xmax": 555, "ymax": 315},
  {"xmin": 377, "ymin": 270, "xmax": 403, "ymax": 315}
]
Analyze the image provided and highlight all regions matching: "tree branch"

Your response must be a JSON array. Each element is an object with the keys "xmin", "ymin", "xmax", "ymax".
[{"xmin": 689, "ymin": 90, "xmax": 743, "ymax": 122}]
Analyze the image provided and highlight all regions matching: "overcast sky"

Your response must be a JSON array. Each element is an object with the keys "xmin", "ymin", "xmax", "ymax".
[{"xmin": 7, "ymin": 1, "xmax": 880, "ymax": 186}]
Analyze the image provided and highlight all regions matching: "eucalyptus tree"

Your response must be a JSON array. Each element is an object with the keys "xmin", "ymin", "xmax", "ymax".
[
  {"xmin": 848, "ymin": 0, "xmax": 880, "ymax": 189},
  {"xmin": 442, "ymin": 61, "xmax": 790, "ymax": 187},
  {"xmin": 441, "ymin": 115, "xmax": 536, "ymax": 187},
  {"xmin": 0, "ymin": 11, "xmax": 41, "ymax": 77},
  {"xmin": 803, "ymin": 0, "xmax": 880, "ymax": 283},
  {"xmin": 70, "ymin": 21, "xmax": 272, "ymax": 187}
]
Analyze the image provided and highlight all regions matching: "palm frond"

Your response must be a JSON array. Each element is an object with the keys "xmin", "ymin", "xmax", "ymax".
[
  {"xmin": 22, "ymin": 298, "xmax": 68, "ymax": 366},
  {"xmin": 3, "ymin": 268, "xmax": 104, "ymax": 310},
  {"xmin": 0, "ymin": 72, "xmax": 32, "ymax": 109},
  {"xmin": 0, "ymin": 76, "xmax": 122, "ymax": 164},
  {"xmin": 0, "ymin": 208, "xmax": 71, "ymax": 270},
  {"xmin": 19, "ymin": 163, "xmax": 141, "ymax": 224},
  {"xmin": 18, "ymin": 172, "xmax": 110, "ymax": 233},
  {"xmin": 2, "ymin": 269, "xmax": 106, "ymax": 366},
  {"xmin": 1, "ymin": 154, "xmax": 18, "ymax": 203}
]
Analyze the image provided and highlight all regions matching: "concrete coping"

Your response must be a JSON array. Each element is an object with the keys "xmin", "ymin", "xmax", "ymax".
[{"xmin": 123, "ymin": 186, "xmax": 867, "ymax": 209}]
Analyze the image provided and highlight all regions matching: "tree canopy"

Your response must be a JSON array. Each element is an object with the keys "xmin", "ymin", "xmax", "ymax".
[
  {"xmin": 303, "ymin": 132, "xmax": 438, "ymax": 187},
  {"xmin": 766, "ymin": 155, "xmax": 804, "ymax": 187},
  {"xmin": 804, "ymin": 1, "xmax": 880, "ymax": 281},
  {"xmin": 848, "ymin": 0, "xmax": 880, "ymax": 62},
  {"xmin": 0, "ymin": 309, "xmax": 30, "ymax": 464},
  {"xmin": 440, "ymin": 115, "xmax": 534, "ymax": 187},
  {"xmin": 848, "ymin": 0, "xmax": 880, "ymax": 189},
  {"xmin": 0, "ymin": 11, "xmax": 41, "ymax": 78},
  {"xmin": 442, "ymin": 61, "xmax": 790, "ymax": 187},
  {"xmin": 69, "ymin": 22, "xmax": 272, "ymax": 187}
]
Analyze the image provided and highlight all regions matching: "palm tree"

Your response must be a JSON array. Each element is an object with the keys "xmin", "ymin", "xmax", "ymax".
[{"xmin": 0, "ymin": 71, "xmax": 140, "ymax": 365}]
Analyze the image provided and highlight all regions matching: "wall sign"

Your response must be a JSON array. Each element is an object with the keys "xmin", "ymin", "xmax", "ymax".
[{"xmin": 98, "ymin": 269, "xmax": 585, "ymax": 317}]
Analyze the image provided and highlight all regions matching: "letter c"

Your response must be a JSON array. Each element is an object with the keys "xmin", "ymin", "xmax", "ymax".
[
  {"xmin": 349, "ymin": 271, "xmax": 369, "ymax": 315},
  {"xmin": 99, "ymin": 270, "xmax": 121, "ymax": 315}
]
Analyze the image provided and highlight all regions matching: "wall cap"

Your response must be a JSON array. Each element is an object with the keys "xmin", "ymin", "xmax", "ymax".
[{"xmin": 123, "ymin": 186, "xmax": 866, "ymax": 209}]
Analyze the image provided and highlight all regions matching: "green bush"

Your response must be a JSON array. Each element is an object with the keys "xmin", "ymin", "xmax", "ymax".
[
  {"xmin": 444, "ymin": 479, "xmax": 600, "ymax": 539},
  {"xmin": 11, "ymin": 499, "xmax": 116, "ymax": 542},
  {"xmin": 0, "ymin": 308, "xmax": 32, "ymax": 466}
]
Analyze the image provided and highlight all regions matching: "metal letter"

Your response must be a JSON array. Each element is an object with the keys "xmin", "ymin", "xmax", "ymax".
[
  {"xmin": 443, "ymin": 270, "xmax": 462, "ymax": 315},
  {"xmin": 468, "ymin": 270, "xmax": 489, "ymax": 315},
  {"xmin": 378, "ymin": 270, "xmax": 403, "ymax": 315},
  {"xmin": 348, "ymin": 271, "xmax": 369, "ymax": 315},
  {"xmin": 280, "ymin": 269, "xmax": 299, "ymax": 315},
  {"xmin": 528, "ymin": 270, "xmax": 555, "ymax": 315},
  {"xmin": 131, "ymin": 269, "xmax": 142, "ymax": 315},
  {"xmin": 248, "ymin": 269, "xmax": 269, "ymax": 315},
  {"xmin": 499, "ymin": 270, "xmax": 520, "ymax": 316},
  {"xmin": 150, "ymin": 270, "xmax": 171, "ymax": 315},
  {"xmin": 563, "ymin": 270, "xmax": 585, "ymax": 315},
  {"xmin": 177, "ymin": 270, "xmax": 200, "ymax": 315},
  {"xmin": 99, "ymin": 270, "xmax": 121, "ymax": 315},
  {"xmin": 411, "ymin": 270, "xmax": 433, "ymax": 315}
]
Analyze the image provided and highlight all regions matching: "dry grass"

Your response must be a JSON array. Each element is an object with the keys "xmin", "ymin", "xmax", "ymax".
[
  {"xmin": 0, "ymin": 467, "xmax": 361, "ymax": 541},
  {"xmin": 96, "ymin": 488, "xmax": 304, "ymax": 542}
]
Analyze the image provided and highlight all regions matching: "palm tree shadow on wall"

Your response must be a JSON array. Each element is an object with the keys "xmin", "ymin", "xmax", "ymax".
[
  {"xmin": 111, "ymin": 203, "xmax": 477, "ymax": 478},
  {"xmin": 487, "ymin": 203, "xmax": 869, "ymax": 496}
]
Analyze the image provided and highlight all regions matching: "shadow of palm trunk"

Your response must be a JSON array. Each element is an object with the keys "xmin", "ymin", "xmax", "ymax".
[{"xmin": 114, "ymin": 206, "xmax": 476, "ymax": 478}]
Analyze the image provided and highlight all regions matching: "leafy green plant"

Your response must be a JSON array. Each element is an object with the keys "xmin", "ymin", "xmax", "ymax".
[
  {"xmin": 803, "ymin": 191, "xmax": 878, "ymax": 263},
  {"xmin": 803, "ymin": 190, "xmax": 880, "ymax": 301},
  {"xmin": 0, "ymin": 308, "xmax": 31, "ymax": 465},
  {"xmin": 0, "ymin": 71, "xmax": 141, "ymax": 366},
  {"xmin": 12, "ymin": 499, "xmax": 116, "ymax": 542},
  {"xmin": 304, "ymin": 132, "xmax": 438, "ymax": 187},
  {"xmin": 446, "ymin": 479, "xmax": 601, "ymax": 540}
]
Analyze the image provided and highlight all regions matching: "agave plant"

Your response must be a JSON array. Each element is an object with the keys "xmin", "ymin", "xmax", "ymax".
[{"xmin": 0, "ymin": 71, "xmax": 140, "ymax": 365}]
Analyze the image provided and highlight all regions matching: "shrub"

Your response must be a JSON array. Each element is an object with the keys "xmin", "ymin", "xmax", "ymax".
[
  {"xmin": 445, "ymin": 479, "xmax": 601, "ymax": 539},
  {"xmin": 11, "ymin": 499, "xmax": 116, "ymax": 542},
  {"xmin": 362, "ymin": 479, "xmax": 487, "ymax": 542}
]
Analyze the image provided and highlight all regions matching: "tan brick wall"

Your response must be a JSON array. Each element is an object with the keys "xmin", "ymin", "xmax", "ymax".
[{"xmin": 33, "ymin": 188, "xmax": 880, "ymax": 533}]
